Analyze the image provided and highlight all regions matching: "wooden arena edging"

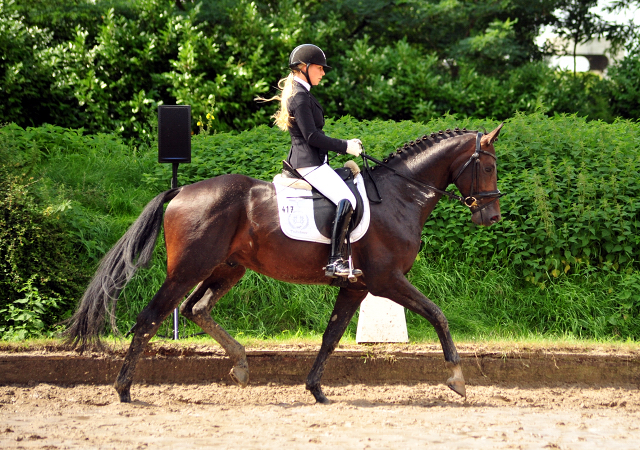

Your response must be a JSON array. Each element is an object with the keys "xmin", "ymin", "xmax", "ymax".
[{"xmin": 1, "ymin": 348, "xmax": 639, "ymax": 386}]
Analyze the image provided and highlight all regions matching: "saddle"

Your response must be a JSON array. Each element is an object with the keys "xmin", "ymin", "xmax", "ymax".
[{"xmin": 279, "ymin": 160, "xmax": 364, "ymax": 238}]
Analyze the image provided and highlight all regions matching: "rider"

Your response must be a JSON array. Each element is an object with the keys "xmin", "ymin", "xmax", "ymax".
[{"xmin": 269, "ymin": 44, "xmax": 363, "ymax": 279}]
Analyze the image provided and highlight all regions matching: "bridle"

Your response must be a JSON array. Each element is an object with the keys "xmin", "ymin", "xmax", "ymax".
[
  {"xmin": 450, "ymin": 132, "xmax": 503, "ymax": 212},
  {"xmin": 361, "ymin": 132, "xmax": 503, "ymax": 213}
]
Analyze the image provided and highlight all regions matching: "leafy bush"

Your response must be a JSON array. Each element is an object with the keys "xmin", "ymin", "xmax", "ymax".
[
  {"xmin": 0, "ymin": 275, "xmax": 62, "ymax": 340},
  {"xmin": 0, "ymin": 165, "xmax": 86, "ymax": 338},
  {"xmin": 147, "ymin": 111, "xmax": 640, "ymax": 288}
]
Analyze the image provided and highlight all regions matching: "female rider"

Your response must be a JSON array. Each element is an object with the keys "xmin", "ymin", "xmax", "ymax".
[{"xmin": 268, "ymin": 44, "xmax": 363, "ymax": 279}]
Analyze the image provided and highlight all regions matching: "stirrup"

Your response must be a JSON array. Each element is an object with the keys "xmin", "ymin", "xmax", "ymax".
[
  {"xmin": 324, "ymin": 259, "xmax": 350, "ymax": 278},
  {"xmin": 346, "ymin": 255, "xmax": 363, "ymax": 283},
  {"xmin": 324, "ymin": 258, "xmax": 362, "ymax": 280}
]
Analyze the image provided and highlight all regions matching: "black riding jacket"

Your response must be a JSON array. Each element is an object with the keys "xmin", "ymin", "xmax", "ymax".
[{"xmin": 286, "ymin": 81, "xmax": 347, "ymax": 169}]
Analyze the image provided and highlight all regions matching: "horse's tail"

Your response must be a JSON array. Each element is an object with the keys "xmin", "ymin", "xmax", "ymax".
[{"xmin": 65, "ymin": 188, "xmax": 181, "ymax": 351}]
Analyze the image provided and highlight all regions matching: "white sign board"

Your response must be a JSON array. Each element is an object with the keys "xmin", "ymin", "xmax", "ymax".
[{"xmin": 356, "ymin": 293, "xmax": 409, "ymax": 343}]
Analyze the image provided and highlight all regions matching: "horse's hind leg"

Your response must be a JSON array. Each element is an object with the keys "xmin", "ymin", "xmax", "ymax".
[
  {"xmin": 180, "ymin": 265, "xmax": 249, "ymax": 386},
  {"xmin": 115, "ymin": 278, "xmax": 194, "ymax": 402},
  {"xmin": 306, "ymin": 287, "xmax": 368, "ymax": 404}
]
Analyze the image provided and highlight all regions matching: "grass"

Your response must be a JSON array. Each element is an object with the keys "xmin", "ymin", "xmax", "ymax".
[
  {"xmin": 80, "ymin": 231, "xmax": 640, "ymax": 344},
  {"xmin": 102, "ymin": 249, "xmax": 640, "ymax": 347},
  {"xmin": 405, "ymin": 255, "xmax": 640, "ymax": 342}
]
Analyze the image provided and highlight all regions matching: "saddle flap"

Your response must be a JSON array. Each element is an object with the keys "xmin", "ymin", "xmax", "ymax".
[
  {"xmin": 312, "ymin": 176, "xmax": 364, "ymax": 238},
  {"xmin": 274, "ymin": 173, "xmax": 371, "ymax": 244}
]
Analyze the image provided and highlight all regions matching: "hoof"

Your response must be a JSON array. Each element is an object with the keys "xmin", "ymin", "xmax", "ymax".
[
  {"xmin": 446, "ymin": 377, "xmax": 467, "ymax": 398},
  {"xmin": 446, "ymin": 363, "xmax": 467, "ymax": 398},
  {"xmin": 229, "ymin": 366, "xmax": 249, "ymax": 388},
  {"xmin": 307, "ymin": 385, "xmax": 331, "ymax": 404},
  {"xmin": 314, "ymin": 393, "xmax": 332, "ymax": 404},
  {"xmin": 117, "ymin": 389, "xmax": 131, "ymax": 403}
]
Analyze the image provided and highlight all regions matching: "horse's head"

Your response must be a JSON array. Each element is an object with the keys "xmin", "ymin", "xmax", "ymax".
[{"xmin": 451, "ymin": 123, "xmax": 504, "ymax": 226}]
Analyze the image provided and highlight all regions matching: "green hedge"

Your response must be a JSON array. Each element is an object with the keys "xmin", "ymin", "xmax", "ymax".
[
  {"xmin": 142, "ymin": 112, "xmax": 640, "ymax": 282},
  {"xmin": 1, "ymin": 113, "xmax": 640, "ymax": 340}
]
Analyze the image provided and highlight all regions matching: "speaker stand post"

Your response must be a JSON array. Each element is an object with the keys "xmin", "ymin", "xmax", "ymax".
[
  {"xmin": 157, "ymin": 105, "xmax": 191, "ymax": 341},
  {"xmin": 171, "ymin": 162, "xmax": 179, "ymax": 340},
  {"xmin": 171, "ymin": 162, "xmax": 179, "ymax": 190}
]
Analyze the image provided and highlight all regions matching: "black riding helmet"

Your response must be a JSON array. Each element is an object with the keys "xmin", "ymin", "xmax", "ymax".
[
  {"xmin": 289, "ymin": 44, "xmax": 331, "ymax": 85},
  {"xmin": 289, "ymin": 44, "xmax": 332, "ymax": 70}
]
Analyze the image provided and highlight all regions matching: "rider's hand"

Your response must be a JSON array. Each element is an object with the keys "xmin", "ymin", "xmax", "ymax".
[{"xmin": 346, "ymin": 139, "xmax": 362, "ymax": 157}]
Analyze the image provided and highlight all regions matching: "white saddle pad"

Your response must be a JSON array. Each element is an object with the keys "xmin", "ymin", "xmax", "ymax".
[{"xmin": 274, "ymin": 173, "xmax": 371, "ymax": 244}]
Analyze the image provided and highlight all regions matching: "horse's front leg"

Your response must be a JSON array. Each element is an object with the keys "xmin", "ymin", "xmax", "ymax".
[
  {"xmin": 306, "ymin": 287, "xmax": 368, "ymax": 404},
  {"xmin": 371, "ymin": 275, "xmax": 466, "ymax": 398}
]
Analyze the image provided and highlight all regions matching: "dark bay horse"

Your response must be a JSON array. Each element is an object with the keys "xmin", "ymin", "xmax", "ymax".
[{"xmin": 66, "ymin": 124, "xmax": 504, "ymax": 404}]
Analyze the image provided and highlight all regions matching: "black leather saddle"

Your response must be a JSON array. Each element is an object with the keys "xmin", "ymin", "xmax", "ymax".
[{"xmin": 282, "ymin": 161, "xmax": 364, "ymax": 239}]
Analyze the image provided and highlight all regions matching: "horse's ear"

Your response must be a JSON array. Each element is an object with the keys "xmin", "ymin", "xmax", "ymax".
[{"xmin": 481, "ymin": 122, "xmax": 504, "ymax": 146}]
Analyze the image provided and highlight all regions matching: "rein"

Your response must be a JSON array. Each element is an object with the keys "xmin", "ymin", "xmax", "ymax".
[{"xmin": 361, "ymin": 132, "xmax": 503, "ymax": 213}]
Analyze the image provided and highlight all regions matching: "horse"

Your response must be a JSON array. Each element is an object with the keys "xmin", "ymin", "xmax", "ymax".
[{"xmin": 66, "ymin": 123, "xmax": 504, "ymax": 404}]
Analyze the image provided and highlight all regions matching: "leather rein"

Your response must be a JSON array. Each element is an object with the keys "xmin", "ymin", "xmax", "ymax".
[{"xmin": 361, "ymin": 132, "xmax": 503, "ymax": 213}]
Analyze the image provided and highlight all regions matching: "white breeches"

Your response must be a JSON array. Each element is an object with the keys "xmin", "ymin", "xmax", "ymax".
[{"xmin": 297, "ymin": 164, "xmax": 357, "ymax": 209}]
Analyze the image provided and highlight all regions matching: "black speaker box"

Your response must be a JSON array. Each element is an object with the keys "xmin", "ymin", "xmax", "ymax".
[{"xmin": 158, "ymin": 105, "xmax": 191, "ymax": 163}]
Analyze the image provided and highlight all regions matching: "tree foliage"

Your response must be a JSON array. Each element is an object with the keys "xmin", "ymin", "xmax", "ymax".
[
  {"xmin": 547, "ymin": 0, "xmax": 635, "ymax": 73},
  {"xmin": 0, "ymin": 0, "xmax": 637, "ymax": 138}
]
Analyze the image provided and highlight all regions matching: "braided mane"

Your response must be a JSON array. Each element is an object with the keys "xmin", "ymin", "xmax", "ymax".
[{"xmin": 370, "ymin": 127, "xmax": 477, "ymax": 171}]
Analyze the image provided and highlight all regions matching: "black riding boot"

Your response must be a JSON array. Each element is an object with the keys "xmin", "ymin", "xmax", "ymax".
[{"xmin": 324, "ymin": 200, "xmax": 362, "ymax": 279}]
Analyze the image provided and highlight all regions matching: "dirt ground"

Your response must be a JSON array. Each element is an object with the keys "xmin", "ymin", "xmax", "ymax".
[{"xmin": 1, "ymin": 381, "xmax": 640, "ymax": 449}]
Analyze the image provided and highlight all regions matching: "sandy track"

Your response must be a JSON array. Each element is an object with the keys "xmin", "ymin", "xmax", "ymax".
[{"xmin": 2, "ymin": 381, "xmax": 640, "ymax": 449}]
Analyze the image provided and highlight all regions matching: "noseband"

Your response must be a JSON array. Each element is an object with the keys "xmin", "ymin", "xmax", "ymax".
[{"xmin": 361, "ymin": 132, "xmax": 503, "ymax": 213}]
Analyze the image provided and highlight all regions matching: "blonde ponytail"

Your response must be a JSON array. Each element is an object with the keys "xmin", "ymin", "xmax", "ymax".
[
  {"xmin": 256, "ymin": 71, "xmax": 298, "ymax": 131},
  {"xmin": 273, "ymin": 73, "xmax": 295, "ymax": 131}
]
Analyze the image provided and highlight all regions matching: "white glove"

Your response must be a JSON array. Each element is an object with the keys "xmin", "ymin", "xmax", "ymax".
[{"xmin": 346, "ymin": 139, "xmax": 362, "ymax": 156}]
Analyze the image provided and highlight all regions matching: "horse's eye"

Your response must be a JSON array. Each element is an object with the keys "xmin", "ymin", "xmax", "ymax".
[{"xmin": 484, "ymin": 166, "xmax": 494, "ymax": 173}]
